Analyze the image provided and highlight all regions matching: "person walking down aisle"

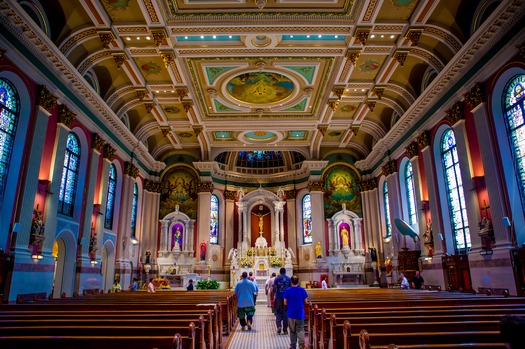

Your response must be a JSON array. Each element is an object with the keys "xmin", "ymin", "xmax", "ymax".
[
  {"xmin": 273, "ymin": 267, "xmax": 291, "ymax": 335},
  {"xmin": 265, "ymin": 272, "xmax": 276, "ymax": 308},
  {"xmin": 284, "ymin": 275, "xmax": 308, "ymax": 349},
  {"xmin": 235, "ymin": 271, "xmax": 257, "ymax": 331}
]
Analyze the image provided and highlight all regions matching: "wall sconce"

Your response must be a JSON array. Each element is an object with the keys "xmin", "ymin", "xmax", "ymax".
[
  {"xmin": 130, "ymin": 236, "xmax": 139, "ymax": 245},
  {"xmin": 38, "ymin": 179, "xmax": 53, "ymax": 195},
  {"xmin": 93, "ymin": 204, "xmax": 103, "ymax": 215}
]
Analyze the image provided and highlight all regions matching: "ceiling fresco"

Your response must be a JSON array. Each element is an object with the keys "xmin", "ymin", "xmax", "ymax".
[{"xmin": 2, "ymin": 0, "xmax": 512, "ymax": 178}]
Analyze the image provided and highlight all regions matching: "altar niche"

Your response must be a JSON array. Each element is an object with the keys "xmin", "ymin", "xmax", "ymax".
[{"xmin": 251, "ymin": 205, "xmax": 271, "ymax": 247}]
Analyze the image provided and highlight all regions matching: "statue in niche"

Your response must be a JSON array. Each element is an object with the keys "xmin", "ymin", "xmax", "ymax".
[
  {"xmin": 277, "ymin": 187, "xmax": 284, "ymax": 200},
  {"xmin": 252, "ymin": 210, "xmax": 270, "ymax": 233},
  {"xmin": 315, "ymin": 241, "xmax": 322, "ymax": 259},
  {"xmin": 173, "ymin": 227, "xmax": 182, "ymax": 250},
  {"xmin": 237, "ymin": 187, "xmax": 245, "ymax": 200},
  {"xmin": 423, "ymin": 220, "xmax": 433, "ymax": 246},
  {"xmin": 340, "ymin": 225, "xmax": 349, "ymax": 247}
]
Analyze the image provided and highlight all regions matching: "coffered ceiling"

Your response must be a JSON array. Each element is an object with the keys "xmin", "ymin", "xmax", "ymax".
[{"xmin": 3, "ymin": 0, "xmax": 509, "ymax": 174}]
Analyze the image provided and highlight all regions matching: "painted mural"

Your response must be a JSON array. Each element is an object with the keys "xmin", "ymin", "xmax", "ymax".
[
  {"xmin": 323, "ymin": 165, "xmax": 361, "ymax": 217},
  {"xmin": 227, "ymin": 72, "xmax": 294, "ymax": 104},
  {"xmin": 160, "ymin": 166, "xmax": 198, "ymax": 219}
]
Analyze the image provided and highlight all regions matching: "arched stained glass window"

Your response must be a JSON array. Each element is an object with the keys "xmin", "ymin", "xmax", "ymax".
[
  {"xmin": 104, "ymin": 164, "xmax": 117, "ymax": 229},
  {"xmin": 302, "ymin": 194, "xmax": 312, "ymax": 244},
  {"xmin": 405, "ymin": 161, "xmax": 417, "ymax": 225},
  {"xmin": 383, "ymin": 182, "xmax": 392, "ymax": 238},
  {"xmin": 210, "ymin": 194, "xmax": 219, "ymax": 244},
  {"xmin": 0, "ymin": 78, "xmax": 20, "ymax": 199},
  {"xmin": 503, "ymin": 74, "xmax": 525, "ymax": 211},
  {"xmin": 130, "ymin": 182, "xmax": 138, "ymax": 238},
  {"xmin": 58, "ymin": 133, "xmax": 80, "ymax": 216},
  {"xmin": 441, "ymin": 128, "xmax": 470, "ymax": 254}
]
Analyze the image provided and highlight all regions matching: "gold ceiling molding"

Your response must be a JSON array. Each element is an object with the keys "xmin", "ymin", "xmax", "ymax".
[
  {"xmin": 354, "ymin": 28, "xmax": 371, "ymax": 46},
  {"xmin": 116, "ymin": 26, "xmax": 150, "ymax": 34},
  {"xmin": 328, "ymin": 100, "xmax": 339, "ymax": 111},
  {"xmin": 77, "ymin": 51, "xmax": 112, "ymax": 75},
  {"xmin": 177, "ymin": 88, "xmax": 189, "ymax": 100},
  {"xmin": 151, "ymin": 30, "xmax": 167, "ymax": 46},
  {"xmin": 142, "ymin": 0, "xmax": 160, "ymax": 23},
  {"xmin": 317, "ymin": 125, "xmax": 329, "ymax": 136},
  {"xmin": 98, "ymin": 31, "xmax": 115, "ymax": 50},
  {"xmin": 362, "ymin": 0, "xmax": 380, "ymax": 22},
  {"xmin": 405, "ymin": 29, "xmax": 422, "ymax": 46},
  {"xmin": 333, "ymin": 86, "xmax": 345, "ymax": 100},
  {"xmin": 394, "ymin": 50, "xmax": 409, "ymax": 67},
  {"xmin": 170, "ymin": 26, "xmax": 349, "ymax": 34},
  {"xmin": 144, "ymin": 103, "xmax": 155, "ymax": 114},
  {"xmin": 161, "ymin": 52, "xmax": 174, "ymax": 67},
  {"xmin": 112, "ymin": 53, "xmax": 127, "ymax": 70},
  {"xmin": 345, "ymin": 50, "xmax": 361, "ymax": 66},
  {"xmin": 177, "ymin": 48, "xmax": 344, "ymax": 56},
  {"xmin": 366, "ymin": 100, "xmax": 376, "ymax": 112},
  {"xmin": 59, "ymin": 28, "xmax": 97, "ymax": 55},
  {"xmin": 423, "ymin": 26, "xmax": 463, "ymax": 53},
  {"xmin": 191, "ymin": 125, "xmax": 202, "ymax": 137},
  {"xmin": 373, "ymin": 87, "xmax": 384, "ymax": 100},
  {"xmin": 136, "ymin": 89, "xmax": 147, "ymax": 101}
]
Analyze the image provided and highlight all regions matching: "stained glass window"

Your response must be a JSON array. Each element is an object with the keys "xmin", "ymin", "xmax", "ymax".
[
  {"xmin": 130, "ymin": 182, "xmax": 138, "ymax": 237},
  {"xmin": 236, "ymin": 150, "xmax": 284, "ymax": 168},
  {"xmin": 58, "ymin": 133, "xmax": 80, "ymax": 216},
  {"xmin": 405, "ymin": 161, "xmax": 418, "ymax": 225},
  {"xmin": 210, "ymin": 194, "xmax": 219, "ymax": 244},
  {"xmin": 104, "ymin": 164, "xmax": 117, "ymax": 229},
  {"xmin": 383, "ymin": 182, "xmax": 392, "ymax": 238},
  {"xmin": 0, "ymin": 78, "xmax": 20, "ymax": 199},
  {"xmin": 503, "ymin": 74, "xmax": 525, "ymax": 212},
  {"xmin": 441, "ymin": 128, "xmax": 470, "ymax": 254},
  {"xmin": 302, "ymin": 194, "xmax": 312, "ymax": 244}
]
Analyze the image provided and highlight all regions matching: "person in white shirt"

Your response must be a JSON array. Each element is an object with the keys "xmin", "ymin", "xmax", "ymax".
[
  {"xmin": 399, "ymin": 273, "xmax": 410, "ymax": 289},
  {"xmin": 265, "ymin": 272, "xmax": 276, "ymax": 307},
  {"xmin": 321, "ymin": 276, "xmax": 328, "ymax": 289},
  {"xmin": 147, "ymin": 278, "xmax": 156, "ymax": 293}
]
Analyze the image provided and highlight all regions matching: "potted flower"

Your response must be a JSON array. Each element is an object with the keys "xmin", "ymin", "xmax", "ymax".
[
  {"xmin": 153, "ymin": 277, "xmax": 171, "ymax": 289},
  {"xmin": 270, "ymin": 256, "xmax": 283, "ymax": 267},
  {"xmin": 240, "ymin": 257, "xmax": 253, "ymax": 268},
  {"xmin": 268, "ymin": 246, "xmax": 277, "ymax": 256},
  {"xmin": 195, "ymin": 279, "xmax": 220, "ymax": 290},
  {"xmin": 246, "ymin": 247, "xmax": 256, "ymax": 257}
]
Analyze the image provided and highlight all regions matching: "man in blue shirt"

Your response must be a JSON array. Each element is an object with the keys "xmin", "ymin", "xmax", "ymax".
[
  {"xmin": 234, "ymin": 271, "xmax": 257, "ymax": 331},
  {"xmin": 273, "ymin": 267, "xmax": 291, "ymax": 334},
  {"xmin": 284, "ymin": 275, "xmax": 308, "ymax": 349}
]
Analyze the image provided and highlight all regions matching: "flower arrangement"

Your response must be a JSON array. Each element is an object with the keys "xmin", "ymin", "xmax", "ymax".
[
  {"xmin": 270, "ymin": 256, "xmax": 283, "ymax": 267},
  {"xmin": 196, "ymin": 279, "xmax": 220, "ymax": 290},
  {"xmin": 240, "ymin": 257, "xmax": 253, "ymax": 268},
  {"xmin": 246, "ymin": 247, "xmax": 256, "ymax": 257},
  {"xmin": 153, "ymin": 277, "xmax": 171, "ymax": 289},
  {"xmin": 268, "ymin": 246, "xmax": 277, "ymax": 256}
]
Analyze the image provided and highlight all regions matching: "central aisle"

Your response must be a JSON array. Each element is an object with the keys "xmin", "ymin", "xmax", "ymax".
[{"xmin": 226, "ymin": 294, "xmax": 293, "ymax": 349}]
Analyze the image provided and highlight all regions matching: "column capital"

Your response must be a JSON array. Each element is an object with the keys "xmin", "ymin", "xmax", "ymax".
[
  {"xmin": 36, "ymin": 85, "xmax": 58, "ymax": 113},
  {"xmin": 91, "ymin": 133, "xmax": 105, "ymax": 152},
  {"xmin": 358, "ymin": 178, "xmax": 377, "ymax": 192},
  {"xmin": 198, "ymin": 181, "xmax": 214, "ymax": 193},
  {"xmin": 308, "ymin": 180, "xmax": 324, "ymax": 192},
  {"xmin": 103, "ymin": 143, "xmax": 116, "ymax": 161},
  {"xmin": 446, "ymin": 101, "xmax": 465, "ymax": 125},
  {"xmin": 464, "ymin": 84, "xmax": 485, "ymax": 109},
  {"xmin": 224, "ymin": 190, "xmax": 236, "ymax": 200},
  {"xmin": 417, "ymin": 130, "xmax": 431, "ymax": 149},
  {"xmin": 124, "ymin": 161, "xmax": 139, "ymax": 178},
  {"xmin": 57, "ymin": 104, "xmax": 76, "ymax": 128},
  {"xmin": 382, "ymin": 160, "xmax": 397, "ymax": 176},
  {"xmin": 406, "ymin": 141, "xmax": 419, "ymax": 159}
]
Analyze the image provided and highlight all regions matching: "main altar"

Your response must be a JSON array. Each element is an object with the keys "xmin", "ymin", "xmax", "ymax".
[{"xmin": 229, "ymin": 187, "xmax": 293, "ymax": 287}]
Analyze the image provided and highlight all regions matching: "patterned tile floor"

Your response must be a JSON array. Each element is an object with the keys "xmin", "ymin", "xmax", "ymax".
[{"xmin": 226, "ymin": 295, "xmax": 296, "ymax": 349}]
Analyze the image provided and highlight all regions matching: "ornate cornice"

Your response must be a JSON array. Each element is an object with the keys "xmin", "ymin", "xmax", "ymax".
[
  {"xmin": 366, "ymin": 100, "xmax": 376, "ymax": 112},
  {"xmin": 161, "ymin": 51, "xmax": 174, "ymax": 67},
  {"xmin": 136, "ymin": 89, "xmax": 147, "ymax": 101},
  {"xmin": 36, "ymin": 85, "xmax": 58, "ymax": 113},
  {"xmin": 351, "ymin": 125, "xmax": 360, "ymax": 135},
  {"xmin": 112, "ymin": 53, "xmax": 127, "ymax": 69},
  {"xmin": 406, "ymin": 141, "xmax": 419, "ymax": 158},
  {"xmin": 124, "ymin": 161, "xmax": 139, "ymax": 178},
  {"xmin": 446, "ymin": 101, "xmax": 464, "ymax": 125},
  {"xmin": 224, "ymin": 190, "xmax": 236, "ymax": 200},
  {"xmin": 464, "ymin": 84, "xmax": 485, "ymax": 109},
  {"xmin": 151, "ymin": 30, "xmax": 166, "ymax": 46},
  {"xmin": 417, "ymin": 130, "xmax": 431, "ymax": 149},
  {"xmin": 198, "ymin": 181, "xmax": 214, "ymax": 193},
  {"xmin": 144, "ymin": 103, "xmax": 154, "ymax": 114},
  {"xmin": 328, "ymin": 99, "xmax": 339, "ymax": 111},
  {"xmin": 183, "ymin": 101, "xmax": 193, "ymax": 113},
  {"xmin": 103, "ymin": 143, "xmax": 116, "ymax": 161},
  {"xmin": 91, "ymin": 133, "xmax": 105, "ymax": 152},
  {"xmin": 382, "ymin": 160, "xmax": 397, "ymax": 176},
  {"xmin": 308, "ymin": 180, "xmax": 324, "ymax": 192},
  {"xmin": 177, "ymin": 87, "xmax": 189, "ymax": 100},
  {"xmin": 57, "ymin": 104, "xmax": 76, "ymax": 127},
  {"xmin": 192, "ymin": 125, "xmax": 203, "ymax": 138}
]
